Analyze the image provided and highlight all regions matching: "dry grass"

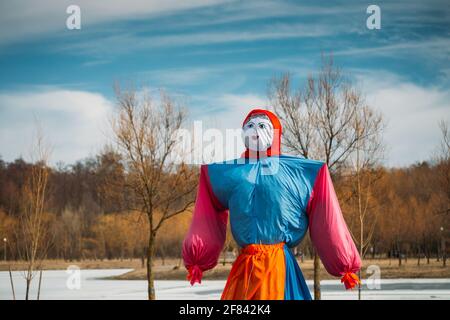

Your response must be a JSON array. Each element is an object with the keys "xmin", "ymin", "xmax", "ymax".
[
  {"xmin": 0, "ymin": 258, "xmax": 145, "ymax": 272},
  {"xmin": 1, "ymin": 257, "xmax": 448, "ymax": 280}
]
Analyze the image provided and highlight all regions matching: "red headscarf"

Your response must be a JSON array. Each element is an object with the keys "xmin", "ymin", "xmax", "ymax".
[{"xmin": 242, "ymin": 109, "xmax": 282, "ymax": 158}]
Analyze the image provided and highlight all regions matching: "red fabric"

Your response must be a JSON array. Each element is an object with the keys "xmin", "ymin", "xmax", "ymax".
[
  {"xmin": 187, "ymin": 265, "xmax": 203, "ymax": 286},
  {"xmin": 341, "ymin": 272, "xmax": 361, "ymax": 290},
  {"xmin": 307, "ymin": 164, "xmax": 361, "ymax": 287},
  {"xmin": 241, "ymin": 109, "xmax": 282, "ymax": 158},
  {"xmin": 182, "ymin": 165, "xmax": 229, "ymax": 285}
]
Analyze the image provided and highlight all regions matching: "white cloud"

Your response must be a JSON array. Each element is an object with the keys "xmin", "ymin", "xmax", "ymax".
[
  {"xmin": 59, "ymin": 22, "xmax": 338, "ymax": 56},
  {"xmin": 146, "ymin": 23, "xmax": 334, "ymax": 47},
  {"xmin": 142, "ymin": 67, "xmax": 222, "ymax": 87},
  {"xmin": 185, "ymin": 73, "xmax": 450, "ymax": 167},
  {"xmin": 192, "ymin": 92, "xmax": 269, "ymax": 130},
  {"xmin": 334, "ymin": 37, "xmax": 450, "ymax": 61},
  {"xmin": 0, "ymin": 0, "xmax": 370, "ymax": 46},
  {"xmin": 357, "ymin": 71, "xmax": 450, "ymax": 167},
  {"xmin": 164, "ymin": 1, "xmax": 365, "ymax": 30},
  {"xmin": 0, "ymin": 85, "xmax": 268, "ymax": 165},
  {"xmin": 0, "ymin": 0, "xmax": 226, "ymax": 45},
  {"xmin": 0, "ymin": 88, "xmax": 114, "ymax": 164},
  {"xmin": 181, "ymin": 92, "xmax": 269, "ymax": 163},
  {"xmin": 0, "ymin": 79, "xmax": 448, "ymax": 168}
]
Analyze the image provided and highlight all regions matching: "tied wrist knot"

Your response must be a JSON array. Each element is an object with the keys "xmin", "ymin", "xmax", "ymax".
[
  {"xmin": 187, "ymin": 265, "xmax": 203, "ymax": 286},
  {"xmin": 341, "ymin": 272, "xmax": 360, "ymax": 290}
]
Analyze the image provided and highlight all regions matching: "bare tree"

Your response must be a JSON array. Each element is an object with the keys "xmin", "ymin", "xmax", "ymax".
[
  {"xmin": 111, "ymin": 84, "xmax": 197, "ymax": 299},
  {"xmin": 436, "ymin": 120, "xmax": 449, "ymax": 267},
  {"xmin": 348, "ymin": 105, "xmax": 384, "ymax": 299},
  {"xmin": 269, "ymin": 54, "xmax": 383, "ymax": 299},
  {"xmin": 269, "ymin": 71, "xmax": 323, "ymax": 300},
  {"xmin": 438, "ymin": 121, "xmax": 450, "ymax": 160},
  {"xmin": 16, "ymin": 125, "xmax": 52, "ymax": 300},
  {"xmin": 268, "ymin": 72, "xmax": 318, "ymax": 159}
]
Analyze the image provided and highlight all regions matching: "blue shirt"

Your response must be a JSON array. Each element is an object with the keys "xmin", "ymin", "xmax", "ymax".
[{"xmin": 207, "ymin": 155, "xmax": 324, "ymax": 248}]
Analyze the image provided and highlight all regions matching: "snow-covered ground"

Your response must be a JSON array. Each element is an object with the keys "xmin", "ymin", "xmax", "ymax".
[{"xmin": 1, "ymin": 269, "xmax": 449, "ymax": 300}]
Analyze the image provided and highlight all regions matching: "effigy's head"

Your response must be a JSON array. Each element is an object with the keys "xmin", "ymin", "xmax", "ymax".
[{"xmin": 241, "ymin": 109, "xmax": 282, "ymax": 157}]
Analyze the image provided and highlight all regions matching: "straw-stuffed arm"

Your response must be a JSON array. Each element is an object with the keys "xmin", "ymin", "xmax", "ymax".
[
  {"xmin": 182, "ymin": 165, "xmax": 228, "ymax": 285},
  {"xmin": 307, "ymin": 164, "xmax": 362, "ymax": 290}
]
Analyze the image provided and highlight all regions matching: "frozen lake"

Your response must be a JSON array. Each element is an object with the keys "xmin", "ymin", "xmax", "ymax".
[{"xmin": 1, "ymin": 269, "xmax": 449, "ymax": 300}]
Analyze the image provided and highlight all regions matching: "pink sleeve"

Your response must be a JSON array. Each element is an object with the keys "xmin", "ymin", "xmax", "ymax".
[
  {"xmin": 182, "ymin": 165, "xmax": 228, "ymax": 285},
  {"xmin": 307, "ymin": 164, "xmax": 361, "ymax": 289}
]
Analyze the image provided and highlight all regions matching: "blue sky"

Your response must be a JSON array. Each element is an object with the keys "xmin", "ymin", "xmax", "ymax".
[{"xmin": 0, "ymin": 0, "xmax": 449, "ymax": 166}]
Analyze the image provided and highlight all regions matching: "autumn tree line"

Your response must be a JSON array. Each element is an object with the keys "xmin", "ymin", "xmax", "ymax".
[
  {"xmin": 0, "ymin": 134, "xmax": 448, "ymax": 265},
  {"xmin": 0, "ymin": 149, "xmax": 193, "ymax": 263}
]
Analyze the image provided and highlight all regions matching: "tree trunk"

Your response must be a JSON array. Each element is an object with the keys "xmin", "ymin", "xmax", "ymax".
[
  {"xmin": 25, "ymin": 277, "xmax": 31, "ymax": 300},
  {"xmin": 25, "ymin": 263, "xmax": 33, "ymax": 300},
  {"xmin": 358, "ymin": 269, "xmax": 362, "ymax": 300},
  {"xmin": 147, "ymin": 232, "xmax": 156, "ymax": 300},
  {"xmin": 161, "ymin": 248, "xmax": 165, "ymax": 266},
  {"xmin": 222, "ymin": 247, "xmax": 227, "ymax": 266},
  {"xmin": 141, "ymin": 247, "xmax": 145, "ymax": 269},
  {"xmin": 8, "ymin": 266, "xmax": 16, "ymax": 300},
  {"xmin": 37, "ymin": 269, "xmax": 43, "ymax": 300},
  {"xmin": 222, "ymin": 253, "xmax": 226, "ymax": 266},
  {"xmin": 442, "ymin": 235, "xmax": 447, "ymax": 267},
  {"xmin": 313, "ymin": 252, "xmax": 321, "ymax": 300},
  {"xmin": 359, "ymin": 214, "xmax": 363, "ymax": 300},
  {"xmin": 417, "ymin": 246, "xmax": 421, "ymax": 266}
]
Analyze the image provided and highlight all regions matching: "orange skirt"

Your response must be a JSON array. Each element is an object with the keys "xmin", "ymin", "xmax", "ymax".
[{"xmin": 221, "ymin": 242, "xmax": 286, "ymax": 300}]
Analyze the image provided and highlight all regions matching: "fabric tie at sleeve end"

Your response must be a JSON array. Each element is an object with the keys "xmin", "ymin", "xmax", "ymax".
[
  {"xmin": 187, "ymin": 265, "xmax": 203, "ymax": 286},
  {"xmin": 340, "ymin": 272, "xmax": 360, "ymax": 290}
]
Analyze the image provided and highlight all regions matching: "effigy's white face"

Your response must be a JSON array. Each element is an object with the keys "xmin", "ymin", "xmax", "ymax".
[{"xmin": 242, "ymin": 115, "xmax": 274, "ymax": 152}]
